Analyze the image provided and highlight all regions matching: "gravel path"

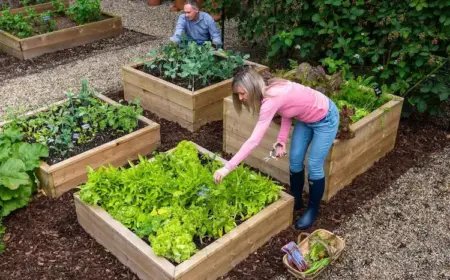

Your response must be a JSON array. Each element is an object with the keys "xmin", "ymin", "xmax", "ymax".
[{"xmin": 274, "ymin": 147, "xmax": 450, "ymax": 280}]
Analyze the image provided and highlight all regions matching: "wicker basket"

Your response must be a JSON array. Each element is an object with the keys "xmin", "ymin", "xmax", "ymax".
[{"xmin": 282, "ymin": 229, "xmax": 345, "ymax": 279}]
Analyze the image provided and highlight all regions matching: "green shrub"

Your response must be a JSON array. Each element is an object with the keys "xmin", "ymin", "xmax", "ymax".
[{"xmin": 208, "ymin": 0, "xmax": 449, "ymax": 115}]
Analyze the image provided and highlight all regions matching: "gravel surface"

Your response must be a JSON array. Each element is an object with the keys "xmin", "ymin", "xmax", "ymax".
[
  {"xmin": 101, "ymin": 0, "xmax": 179, "ymax": 37},
  {"xmin": 273, "ymin": 147, "xmax": 450, "ymax": 280},
  {"xmin": 324, "ymin": 149, "xmax": 450, "ymax": 280}
]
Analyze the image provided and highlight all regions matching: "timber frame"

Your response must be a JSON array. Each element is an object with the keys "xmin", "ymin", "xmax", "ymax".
[{"xmin": 74, "ymin": 142, "xmax": 294, "ymax": 280}]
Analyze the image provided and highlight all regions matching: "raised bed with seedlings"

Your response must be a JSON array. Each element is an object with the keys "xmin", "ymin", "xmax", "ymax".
[
  {"xmin": 0, "ymin": 80, "xmax": 160, "ymax": 198},
  {"xmin": 75, "ymin": 140, "xmax": 294, "ymax": 280},
  {"xmin": 122, "ymin": 41, "xmax": 268, "ymax": 132},
  {"xmin": 0, "ymin": 0, "xmax": 69, "ymax": 15},
  {"xmin": 224, "ymin": 61, "xmax": 404, "ymax": 201},
  {"xmin": 0, "ymin": 0, "xmax": 122, "ymax": 60}
]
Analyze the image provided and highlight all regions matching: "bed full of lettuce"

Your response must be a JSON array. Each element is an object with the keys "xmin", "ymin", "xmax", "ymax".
[{"xmin": 78, "ymin": 140, "xmax": 283, "ymax": 264}]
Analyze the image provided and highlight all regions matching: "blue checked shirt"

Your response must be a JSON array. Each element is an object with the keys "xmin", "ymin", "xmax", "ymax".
[{"xmin": 170, "ymin": 12, "xmax": 223, "ymax": 47}]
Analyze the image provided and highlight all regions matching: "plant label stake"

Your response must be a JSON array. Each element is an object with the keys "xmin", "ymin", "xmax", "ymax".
[
  {"xmin": 72, "ymin": 133, "xmax": 80, "ymax": 140},
  {"xmin": 373, "ymin": 85, "xmax": 382, "ymax": 99}
]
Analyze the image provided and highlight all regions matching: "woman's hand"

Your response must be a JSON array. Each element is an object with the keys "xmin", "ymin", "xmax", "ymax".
[
  {"xmin": 273, "ymin": 142, "xmax": 287, "ymax": 159},
  {"xmin": 213, "ymin": 167, "xmax": 230, "ymax": 184}
]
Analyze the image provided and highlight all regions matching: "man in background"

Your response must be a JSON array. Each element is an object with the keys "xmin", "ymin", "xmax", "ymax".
[{"xmin": 170, "ymin": 0, "xmax": 223, "ymax": 49}]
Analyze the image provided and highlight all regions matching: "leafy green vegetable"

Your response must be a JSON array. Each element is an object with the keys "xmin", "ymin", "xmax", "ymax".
[
  {"xmin": 308, "ymin": 240, "xmax": 328, "ymax": 262},
  {"xmin": 79, "ymin": 140, "xmax": 283, "ymax": 263},
  {"xmin": 303, "ymin": 257, "xmax": 329, "ymax": 275},
  {"xmin": 0, "ymin": 0, "xmax": 102, "ymax": 39},
  {"xmin": 333, "ymin": 76, "xmax": 392, "ymax": 123},
  {"xmin": 0, "ymin": 128, "xmax": 48, "ymax": 217},
  {"xmin": 0, "ymin": 158, "xmax": 30, "ymax": 190},
  {"xmin": 65, "ymin": 0, "xmax": 102, "ymax": 25},
  {"xmin": 301, "ymin": 231, "xmax": 337, "ymax": 275}
]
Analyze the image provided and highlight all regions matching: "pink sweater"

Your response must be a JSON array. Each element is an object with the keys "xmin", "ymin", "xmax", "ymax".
[{"xmin": 225, "ymin": 80, "xmax": 329, "ymax": 171}]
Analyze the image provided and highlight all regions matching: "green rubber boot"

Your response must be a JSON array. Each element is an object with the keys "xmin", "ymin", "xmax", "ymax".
[{"xmin": 295, "ymin": 177, "xmax": 325, "ymax": 230}]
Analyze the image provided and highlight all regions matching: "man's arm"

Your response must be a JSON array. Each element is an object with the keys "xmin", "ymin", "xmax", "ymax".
[
  {"xmin": 206, "ymin": 16, "xmax": 223, "ymax": 48},
  {"xmin": 170, "ymin": 15, "xmax": 186, "ymax": 43}
]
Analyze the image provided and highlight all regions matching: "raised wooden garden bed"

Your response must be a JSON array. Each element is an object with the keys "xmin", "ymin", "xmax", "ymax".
[
  {"xmin": 0, "ymin": 94, "xmax": 160, "ymax": 198},
  {"xmin": 122, "ymin": 60, "xmax": 268, "ymax": 132},
  {"xmin": 223, "ymin": 95, "xmax": 404, "ymax": 201},
  {"xmin": 0, "ymin": 10, "xmax": 122, "ymax": 60},
  {"xmin": 0, "ymin": 1, "xmax": 69, "ymax": 15},
  {"xmin": 74, "ymin": 143, "xmax": 294, "ymax": 280}
]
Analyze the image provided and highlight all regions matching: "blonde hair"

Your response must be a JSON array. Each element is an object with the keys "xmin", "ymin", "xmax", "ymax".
[{"xmin": 232, "ymin": 66, "xmax": 287, "ymax": 115}]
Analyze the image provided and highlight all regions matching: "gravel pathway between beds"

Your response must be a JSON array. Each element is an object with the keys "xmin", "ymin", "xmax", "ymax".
[{"xmin": 272, "ymin": 147, "xmax": 450, "ymax": 280}]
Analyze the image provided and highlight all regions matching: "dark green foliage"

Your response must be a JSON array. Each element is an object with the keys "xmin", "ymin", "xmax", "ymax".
[
  {"xmin": 65, "ymin": 0, "xmax": 101, "ymax": 25},
  {"xmin": 211, "ymin": 0, "xmax": 449, "ymax": 115}
]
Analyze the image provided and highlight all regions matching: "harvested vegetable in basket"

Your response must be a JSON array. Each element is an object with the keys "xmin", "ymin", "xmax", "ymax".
[
  {"xmin": 283, "ymin": 231, "xmax": 338, "ymax": 275},
  {"xmin": 303, "ymin": 257, "xmax": 329, "ymax": 275},
  {"xmin": 302, "ymin": 232, "xmax": 337, "ymax": 274}
]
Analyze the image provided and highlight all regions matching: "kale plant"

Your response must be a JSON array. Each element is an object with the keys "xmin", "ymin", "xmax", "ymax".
[{"xmin": 139, "ymin": 41, "xmax": 250, "ymax": 91}]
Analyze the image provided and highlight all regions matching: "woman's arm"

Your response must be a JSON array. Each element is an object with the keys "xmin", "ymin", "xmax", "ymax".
[
  {"xmin": 276, "ymin": 116, "xmax": 292, "ymax": 143},
  {"xmin": 225, "ymin": 100, "xmax": 278, "ymax": 170}
]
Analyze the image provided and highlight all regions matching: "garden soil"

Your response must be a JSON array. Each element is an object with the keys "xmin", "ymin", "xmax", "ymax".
[{"xmin": 0, "ymin": 90, "xmax": 448, "ymax": 280}]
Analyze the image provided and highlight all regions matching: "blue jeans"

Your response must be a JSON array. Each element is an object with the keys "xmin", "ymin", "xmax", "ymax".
[{"xmin": 289, "ymin": 98, "xmax": 339, "ymax": 180}]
